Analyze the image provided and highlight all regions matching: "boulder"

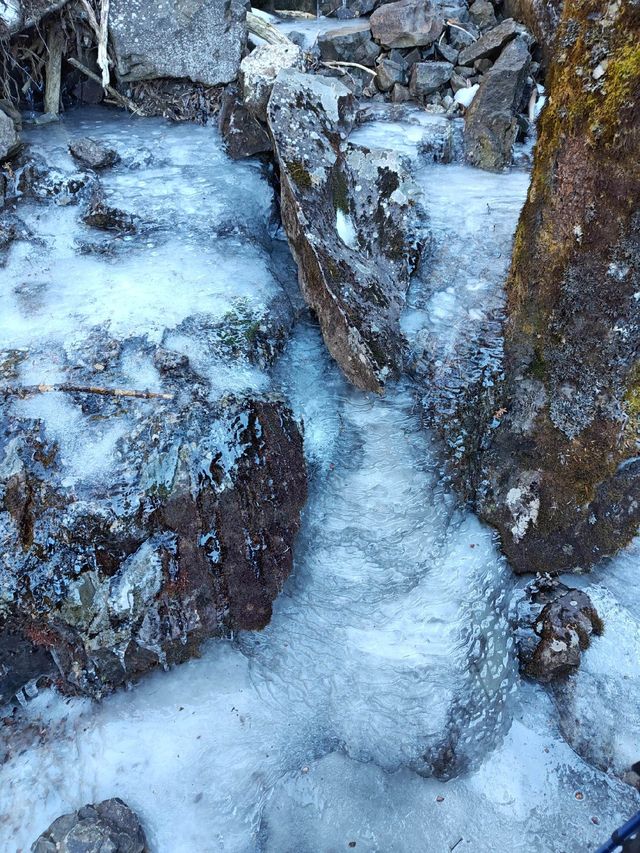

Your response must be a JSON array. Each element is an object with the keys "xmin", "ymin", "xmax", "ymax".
[
  {"xmin": 370, "ymin": 0, "xmax": 444, "ymax": 48},
  {"xmin": 219, "ymin": 85, "xmax": 272, "ymax": 159},
  {"xmin": 0, "ymin": 390, "xmax": 306, "ymax": 699},
  {"xmin": 472, "ymin": 0, "xmax": 640, "ymax": 572},
  {"xmin": 68, "ymin": 137, "xmax": 120, "ymax": 170},
  {"xmin": 240, "ymin": 42, "xmax": 304, "ymax": 123},
  {"xmin": 31, "ymin": 799, "xmax": 147, "ymax": 853},
  {"xmin": 514, "ymin": 576, "xmax": 603, "ymax": 682},
  {"xmin": 267, "ymin": 69, "xmax": 423, "ymax": 392},
  {"xmin": 0, "ymin": 109, "xmax": 20, "ymax": 161},
  {"xmin": 463, "ymin": 36, "xmax": 530, "ymax": 170},
  {"xmin": 410, "ymin": 61, "xmax": 454, "ymax": 96},
  {"xmin": 318, "ymin": 22, "xmax": 381, "ymax": 67},
  {"xmin": 458, "ymin": 18, "xmax": 527, "ymax": 66},
  {"xmin": 109, "ymin": 0, "xmax": 248, "ymax": 86}
]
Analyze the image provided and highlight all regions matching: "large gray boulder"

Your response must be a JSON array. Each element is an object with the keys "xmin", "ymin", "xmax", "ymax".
[
  {"xmin": 464, "ymin": 36, "xmax": 530, "ymax": 170},
  {"xmin": 109, "ymin": 0, "xmax": 248, "ymax": 86},
  {"xmin": 370, "ymin": 0, "xmax": 444, "ymax": 48},
  {"xmin": 267, "ymin": 69, "xmax": 423, "ymax": 392},
  {"xmin": 31, "ymin": 799, "xmax": 147, "ymax": 853}
]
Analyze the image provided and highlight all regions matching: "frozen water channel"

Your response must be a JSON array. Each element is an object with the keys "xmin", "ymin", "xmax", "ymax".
[{"xmin": 1, "ymin": 109, "xmax": 639, "ymax": 851}]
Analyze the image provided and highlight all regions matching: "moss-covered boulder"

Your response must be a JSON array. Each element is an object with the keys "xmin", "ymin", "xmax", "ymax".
[{"xmin": 474, "ymin": 0, "xmax": 640, "ymax": 572}]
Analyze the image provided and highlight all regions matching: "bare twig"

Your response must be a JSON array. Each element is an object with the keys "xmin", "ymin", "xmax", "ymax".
[
  {"xmin": 445, "ymin": 19, "xmax": 477, "ymax": 40},
  {"xmin": 68, "ymin": 56, "xmax": 143, "ymax": 114},
  {"xmin": 3, "ymin": 384, "xmax": 174, "ymax": 400},
  {"xmin": 321, "ymin": 60, "xmax": 377, "ymax": 77}
]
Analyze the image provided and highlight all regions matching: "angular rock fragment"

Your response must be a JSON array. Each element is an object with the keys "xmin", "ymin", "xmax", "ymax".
[
  {"xmin": 318, "ymin": 22, "xmax": 381, "ymax": 67},
  {"xmin": 469, "ymin": 0, "xmax": 498, "ymax": 30},
  {"xmin": 458, "ymin": 18, "xmax": 527, "ymax": 66},
  {"xmin": 375, "ymin": 57, "xmax": 407, "ymax": 91},
  {"xmin": 514, "ymin": 575, "xmax": 603, "ymax": 682},
  {"xmin": 463, "ymin": 36, "xmax": 530, "ymax": 170},
  {"xmin": 68, "ymin": 137, "xmax": 120, "ymax": 170},
  {"xmin": 410, "ymin": 61, "xmax": 454, "ymax": 96},
  {"xmin": 109, "ymin": 0, "xmax": 248, "ymax": 86},
  {"xmin": 370, "ymin": 0, "xmax": 444, "ymax": 48},
  {"xmin": 267, "ymin": 69, "xmax": 423, "ymax": 392},
  {"xmin": 31, "ymin": 798, "xmax": 147, "ymax": 853}
]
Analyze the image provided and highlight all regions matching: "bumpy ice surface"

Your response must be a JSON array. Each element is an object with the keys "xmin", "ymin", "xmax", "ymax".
[{"xmin": 1, "ymin": 109, "xmax": 639, "ymax": 853}]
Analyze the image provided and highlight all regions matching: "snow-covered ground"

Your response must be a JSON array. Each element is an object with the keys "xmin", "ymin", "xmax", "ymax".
[{"xmin": 1, "ymin": 109, "xmax": 638, "ymax": 852}]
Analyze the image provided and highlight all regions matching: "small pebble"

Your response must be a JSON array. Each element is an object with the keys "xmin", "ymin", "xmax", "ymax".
[
  {"xmin": 436, "ymin": 795, "xmax": 445, "ymax": 803},
  {"xmin": 575, "ymin": 791, "xmax": 584, "ymax": 800}
]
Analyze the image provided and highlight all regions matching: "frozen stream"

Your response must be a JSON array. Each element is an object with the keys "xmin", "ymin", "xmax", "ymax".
[{"xmin": 1, "ymin": 109, "xmax": 639, "ymax": 851}]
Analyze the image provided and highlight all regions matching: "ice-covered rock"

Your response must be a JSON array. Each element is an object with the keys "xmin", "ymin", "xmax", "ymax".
[
  {"xmin": 68, "ymin": 137, "xmax": 119, "ymax": 170},
  {"xmin": 268, "ymin": 69, "xmax": 424, "ymax": 392},
  {"xmin": 513, "ymin": 575, "xmax": 603, "ymax": 682},
  {"xmin": 0, "ymin": 110, "xmax": 307, "ymax": 700},
  {"xmin": 109, "ymin": 0, "xmax": 248, "ymax": 86},
  {"xmin": 31, "ymin": 798, "xmax": 147, "ymax": 853}
]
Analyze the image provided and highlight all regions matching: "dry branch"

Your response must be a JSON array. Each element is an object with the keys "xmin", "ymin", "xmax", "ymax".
[
  {"xmin": 68, "ymin": 56, "xmax": 143, "ymax": 114},
  {"xmin": 246, "ymin": 11, "xmax": 292, "ymax": 45},
  {"xmin": 320, "ymin": 60, "xmax": 377, "ymax": 77},
  {"xmin": 3, "ymin": 384, "xmax": 174, "ymax": 400}
]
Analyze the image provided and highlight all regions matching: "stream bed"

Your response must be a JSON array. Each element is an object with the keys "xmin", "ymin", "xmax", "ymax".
[{"xmin": 1, "ymin": 107, "xmax": 639, "ymax": 852}]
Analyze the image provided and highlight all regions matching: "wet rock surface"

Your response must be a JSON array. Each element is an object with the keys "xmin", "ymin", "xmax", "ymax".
[
  {"xmin": 31, "ymin": 798, "xmax": 147, "ymax": 853},
  {"xmin": 109, "ymin": 0, "xmax": 248, "ymax": 86},
  {"xmin": 514, "ymin": 575, "xmax": 603, "ymax": 682},
  {"xmin": 268, "ymin": 69, "xmax": 423, "ymax": 392}
]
